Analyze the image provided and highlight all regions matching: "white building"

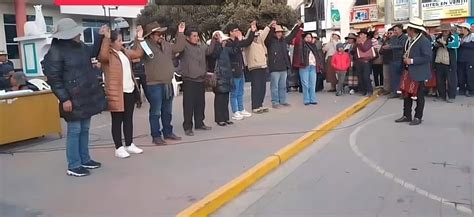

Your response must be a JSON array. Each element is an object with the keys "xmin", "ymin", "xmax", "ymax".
[{"xmin": 0, "ymin": 0, "xmax": 146, "ymax": 69}]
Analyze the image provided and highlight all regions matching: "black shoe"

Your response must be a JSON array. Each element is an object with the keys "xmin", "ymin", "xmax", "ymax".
[
  {"xmin": 225, "ymin": 121, "xmax": 234, "ymax": 125},
  {"xmin": 82, "ymin": 160, "xmax": 101, "ymax": 169},
  {"xmin": 164, "ymin": 133, "xmax": 182, "ymax": 141},
  {"xmin": 185, "ymin": 130, "xmax": 194, "ymax": 136},
  {"xmin": 196, "ymin": 125, "xmax": 212, "ymax": 130},
  {"xmin": 217, "ymin": 122, "xmax": 227, "ymax": 126},
  {"xmin": 67, "ymin": 167, "xmax": 90, "ymax": 177},
  {"xmin": 409, "ymin": 118, "xmax": 422, "ymax": 126},
  {"xmin": 152, "ymin": 137, "xmax": 168, "ymax": 146},
  {"xmin": 395, "ymin": 116, "xmax": 412, "ymax": 123},
  {"xmin": 304, "ymin": 103, "xmax": 310, "ymax": 106},
  {"xmin": 310, "ymin": 102, "xmax": 318, "ymax": 105}
]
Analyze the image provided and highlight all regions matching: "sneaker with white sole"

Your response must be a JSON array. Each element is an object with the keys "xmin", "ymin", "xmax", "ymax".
[
  {"xmin": 126, "ymin": 143, "xmax": 143, "ymax": 154},
  {"xmin": 239, "ymin": 110, "xmax": 252, "ymax": 117},
  {"xmin": 67, "ymin": 167, "xmax": 90, "ymax": 177},
  {"xmin": 232, "ymin": 112, "xmax": 244, "ymax": 120},
  {"xmin": 115, "ymin": 146, "xmax": 130, "ymax": 158}
]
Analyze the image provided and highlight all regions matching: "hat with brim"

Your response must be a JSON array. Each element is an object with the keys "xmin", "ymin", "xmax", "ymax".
[
  {"xmin": 143, "ymin": 21, "xmax": 168, "ymax": 38},
  {"xmin": 274, "ymin": 25, "xmax": 286, "ymax": 32},
  {"xmin": 358, "ymin": 29, "xmax": 369, "ymax": 36},
  {"xmin": 51, "ymin": 18, "xmax": 86, "ymax": 40},
  {"xmin": 345, "ymin": 33, "xmax": 357, "ymax": 40},
  {"xmin": 456, "ymin": 23, "xmax": 471, "ymax": 31},
  {"xmin": 405, "ymin": 17, "xmax": 427, "ymax": 33},
  {"xmin": 0, "ymin": 50, "xmax": 7, "ymax": 55},
  {"xmin": 437, "ymin": 23, "xmax": 452, "ymax": 31},
  {"xmin": 332, "ymin": 31, "xmax": 341, "ymax": 38},
  {"xmin": 212, "ymin": 30, "xmax": 230, "ymax": 41}
]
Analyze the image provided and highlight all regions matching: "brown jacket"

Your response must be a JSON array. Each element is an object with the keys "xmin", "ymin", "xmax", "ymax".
[
  {"xmin": 143, "ymin": 33, "xmax": 186, "ymax": 85},
  {"xmin": 99, "ymin": 38, "xmax": 142, "ymax": 112}
]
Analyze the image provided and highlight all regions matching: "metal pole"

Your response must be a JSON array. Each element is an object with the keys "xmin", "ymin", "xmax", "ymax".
[{"xmin": 408, "ymin": 0, "xmax": 412, "ymax": 19}]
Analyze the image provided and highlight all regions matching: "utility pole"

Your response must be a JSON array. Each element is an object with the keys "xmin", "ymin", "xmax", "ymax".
[{"xmin": 384, "ymin": 0, "xmax": 392, "ymax": 26}]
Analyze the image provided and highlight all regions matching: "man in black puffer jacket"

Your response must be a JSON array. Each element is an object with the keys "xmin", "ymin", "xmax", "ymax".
[{"xmin": 43, "ymin": 18, "xmax": 107, "ymax": 177}]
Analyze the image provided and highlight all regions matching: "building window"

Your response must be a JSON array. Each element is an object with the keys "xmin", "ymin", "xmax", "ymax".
[
  {"xmin": 83, "ymin": 19, "xmax": 108, "ymax": 45},
  {"xmin": 2, "ymin": 14, "xmax": 54, "ymax": 60},
  {"xmin": 26, "ymin": 15, "xmax": 54, "ymax": 33}
]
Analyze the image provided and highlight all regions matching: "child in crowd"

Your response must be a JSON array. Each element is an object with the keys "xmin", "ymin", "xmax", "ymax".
[{"xmin": 331, "ymin": 43, "xmax": 351, "ymax": 96}]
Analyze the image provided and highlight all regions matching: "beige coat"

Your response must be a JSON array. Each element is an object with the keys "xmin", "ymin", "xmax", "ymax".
[{"xmin": 244, "ymin": 26, "xmax": 271, "ymax": 70}]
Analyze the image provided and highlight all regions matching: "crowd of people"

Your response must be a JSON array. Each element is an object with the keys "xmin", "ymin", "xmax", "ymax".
[{"xmin": 29, "ymin": 16, "xmax": 473, "ymax": 177}]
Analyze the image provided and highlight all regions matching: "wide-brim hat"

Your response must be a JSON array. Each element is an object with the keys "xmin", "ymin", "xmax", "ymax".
[
  {"xmin": 52, "ymin": 18, "xmax": 85, "ymax": 40},
  {"xmin": 456, "ymin": 23, "xmax": 471, "ymax": 31},
  {"xmin": 143, "ymin": 21, "xmax": 168, "ymax": 38},
  {"xmin": 438, "ymin": 23, "xmax": 452, "ymax": 31},
  {"xmin": 332, "ymin": 31, "xmax": 341, "ymax": 38},
  {"xmin": 0, "ymin": 50, "xmax": 7, "ymax": 55},
  {"xmin": 358, "ymin": 29, "xmax": 369, "ymax": 35},
  {"xmin": 405, "ymin": 17, "xmax": 427, "ymax": 33},
  {"xmin": 345, "ymin": 33, "xmax": 357, "ymax": 40},
  {"xmin": 274, "ymin": 25, "xmax": 286, "ymax": 32},
  {"xmin": 212, "ymin": 30, "xmax": 230, "ymax": 41}
]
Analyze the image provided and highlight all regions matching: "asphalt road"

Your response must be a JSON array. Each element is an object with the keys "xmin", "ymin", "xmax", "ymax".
[{"xmin": 214, "ymin": 96, "xmax": 474, "ymax": 217}]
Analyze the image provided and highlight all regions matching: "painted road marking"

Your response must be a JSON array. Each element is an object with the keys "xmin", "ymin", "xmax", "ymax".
[{"xmin": 349, "ymin": 114, "xmax": 473, "ymax": 215}]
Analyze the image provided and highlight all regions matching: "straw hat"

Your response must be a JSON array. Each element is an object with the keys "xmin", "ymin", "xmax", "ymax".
[
  {"xmin": 405, "ymin": 17, "xmax": 427, "ymax": 33},
  {"xmin": 0, "ymin": 50, "xmax": 7, "ymax": 55},
  {"xmin": 212, "ymin": 30, "xmax": 230, "ymax": 41},
  {"xmin": 143, "ymin": 21, "xmax": 168, "ymax": 38},
  {"xmin": 274, "ymin": 25, "xmax": 286, "ymax": 32},
  {"xmin": 345, "ymin": 33, "xmax": 357, "ymax": 40},
  {"xmin": 52, "ymin": 18, "xmax": 85, "ymax": 40},
  {"xmin": 332, "ymin": 31, "xmax": 341, "ymax": 38}
]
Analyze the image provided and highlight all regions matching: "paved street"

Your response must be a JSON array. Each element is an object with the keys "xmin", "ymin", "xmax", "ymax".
[
  {"xmin": 214, "ymin": 96, "xmax": 474, "ymax": 217},
  {"xmin": 0, "ymin": 85, "xmax": 365, "ymax": 217}
]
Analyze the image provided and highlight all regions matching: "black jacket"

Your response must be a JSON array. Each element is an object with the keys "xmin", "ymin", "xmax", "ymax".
[
  {"xmin": 226, "ymin": 31, "xmax": 255, "ymax": 78},
  {"xmin": 43, "ymin": 38, "xmax": 106, "ymax": 122},
  {"xmin": 265, "ymin": 24, "xmax": 300, "ymax": 72},
  {"xmin": 0, "ymin": 60, "xmax": 14, "ymax": 90},
  {"xmin": 386, "ymin": 34, "xmax": 408, "ymax": 62},
  {"xmin": 300, "ymin": 42, "xmax": 322, "ymax": 67},
  {"xmin": 211, "ymin": 41, "xmax": 235, "ymax": 93}
]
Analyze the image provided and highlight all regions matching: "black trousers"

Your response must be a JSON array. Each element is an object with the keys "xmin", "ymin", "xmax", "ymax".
[
  {"xmin": 250, "ymin": 68, "xmax": 268, "ymax": 109},
  {"xmin": 356, "ymin": 61, "xmax": 373, "ymax": 94},
  {"xmin": 135, "ymin": 74, "xmax": 147, "ymax": 95},
  {"xmin": 182, "ymin": 80, "xmax": 206, "ymax": 131},
  {"xmin": 372, "ymin": 64, "xmax": 383, "ymax": 87},
  {"xmin": 111, "ymin": 93, "xmax": 135, "ymax": 149},
  {"xmin": 214, "ymin": 92, "xmax": 230, "ymax": 123},
  {"xmin": 435, "ymin": 63, "xmax": 457, "ymax": 99},
  {"xmin": 403, "ymin": 82, "xmax": 425, "ymax": 120},
  {"xmin": 457, "ymin": 62, "xmax": 474, "ymax": 93}
]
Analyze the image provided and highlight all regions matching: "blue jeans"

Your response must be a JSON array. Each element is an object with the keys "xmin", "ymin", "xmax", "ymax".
[
  {"xmin": 66, "ymin": 118, "xmax": 91, "ymax": 169},
  {"xmin": 299, "ymin": 65, "xmax": 317, "ymax": 104},
  {"xmin": 390, "ymin": 61, "xmax": 403, "ymax": 93},
  {"xmin": 230, "ymin": 75, "xmax": 245, "ymax": 113},
  {"xmin": 270, "ymin": 70, "xmax": 288, "ymax": 105},
  {"xmin": 146, "ymin": 84, "xmax": 174, "ymax": 138}
]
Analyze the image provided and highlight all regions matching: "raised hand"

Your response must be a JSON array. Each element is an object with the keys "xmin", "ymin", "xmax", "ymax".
[
  {"xmin": 136, "ymin": 25, "xmax": 144, "ymax": 38},
  {"xmin": 251, "ymin": 20, "xmax": 257, "ymax": 32},
  {"xmin": 178, "ymin": 22, "xmax": 186, "ymax": 33},
  {"xmin": 297, "ymin": 19, "xmax": 303, "ymax": 26},
  {"xmin": 270, "ymin": 20, "xmax": 277, "ymax": 28}
]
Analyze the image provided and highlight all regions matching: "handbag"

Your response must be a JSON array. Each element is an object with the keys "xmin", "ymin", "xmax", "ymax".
[
  {"xmin": 356, "ymin": 46, "xmax": 377, "ymax": 62},
  {"xmin": 399, "ymin": 69, "xmax": 419, "ymax": 97}
]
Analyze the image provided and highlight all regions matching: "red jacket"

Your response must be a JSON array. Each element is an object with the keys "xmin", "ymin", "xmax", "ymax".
[{"xmin": 331, "ymin": 51, "xmax": 351, "ymax": 72}]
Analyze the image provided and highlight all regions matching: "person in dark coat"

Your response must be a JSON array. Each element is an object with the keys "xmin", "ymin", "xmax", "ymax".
[
  {"xmin": 354, "ymin": 29, "xmax": 374, "ymax": 96},
  {"xmin": 433, "ymin": 23, "xmax": 460, "ymax": 103},
  {"xmin": 210, "ymin": 33, "xmax": 236, "ymax": 126},
  {"xmin": 43, "ymin": 18, "xmax": 107, "ymax": 177},
  {"xmin": 381, "ymin": 24, "xmax": 408, "ymax": 98},
  {"xmin": 456, "ymin": 23, "xmax": 474, "ymax": 97},
  {"xmin": 0, "ymin": 50, "xmax": 14, "ymax": 90},
  {"xmin": 225, "ymin": 21, "xmax": 257, "ymax": 120},
  {"xmin": 395, "ymin": 18, "xmax": 433, "ymax": 126},
  {"xmin": 265, "ymin": 21, "xmax": 302, "ymax": 108}
]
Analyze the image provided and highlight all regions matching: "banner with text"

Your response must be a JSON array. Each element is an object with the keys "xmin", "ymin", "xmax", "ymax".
[{"xmin": 422, "ymin": 0, "xmax": 470, "ymax": 20}]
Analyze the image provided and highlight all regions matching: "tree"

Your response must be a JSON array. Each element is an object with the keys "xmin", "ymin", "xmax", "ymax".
[{"xmin": 136, "ymin": 0, "xmax": 298, "ymax": 40}]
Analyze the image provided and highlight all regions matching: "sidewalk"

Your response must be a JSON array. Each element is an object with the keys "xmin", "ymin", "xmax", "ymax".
[{"xmin": 0, "ymin": 85, "xmax": 364, "ymax": 217}]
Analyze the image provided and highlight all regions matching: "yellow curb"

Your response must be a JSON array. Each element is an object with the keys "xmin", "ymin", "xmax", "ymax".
[{"xmin": 177, "ymin": 93, "xmax": 380, "ymax": 217}]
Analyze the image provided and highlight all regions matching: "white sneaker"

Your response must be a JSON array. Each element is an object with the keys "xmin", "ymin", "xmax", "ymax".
[
  {"xmin": 239, "ymin": 110, "xmax": 252, "ymax": 117},
  {"xmin": 232, "ymin": 112, "xmax": 244, "ymax": 120},
  {"xmin": 126, "ymin": 143, "xmax": 143, "ymax": 154},
  {"xmin": 115, "ymin": 146, "xmax": 130, "ymax": 158}
]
